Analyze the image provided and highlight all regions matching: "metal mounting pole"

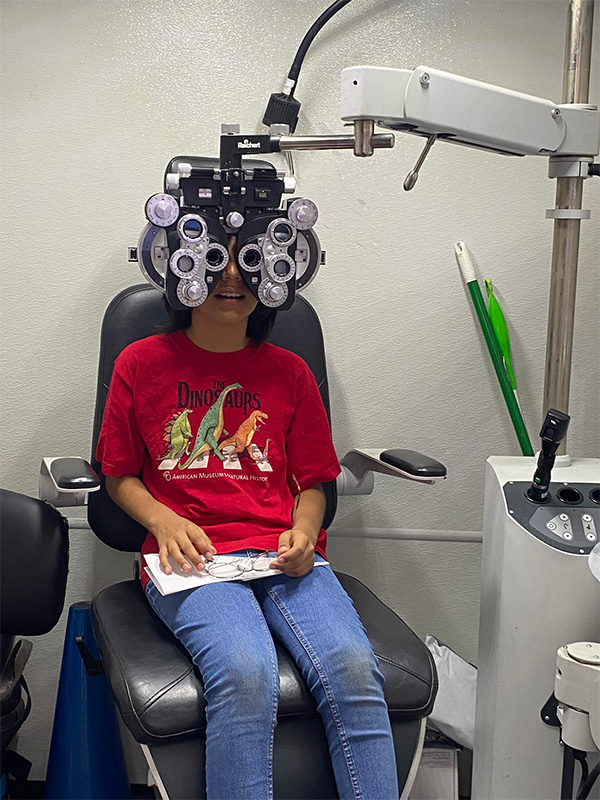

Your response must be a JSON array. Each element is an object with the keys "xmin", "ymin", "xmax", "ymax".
[{"xmin": 542, "ymin": 0, "xmax": 595, "ymax": 452}]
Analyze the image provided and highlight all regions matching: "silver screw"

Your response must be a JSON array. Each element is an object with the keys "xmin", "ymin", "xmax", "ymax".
[
  {"xmin": 552, "ymin": 108, "xmax": 561, "ymax": 119},
  {"xmin": 420, "ymin": 72, "xmax": 430, "ymax": 87}
]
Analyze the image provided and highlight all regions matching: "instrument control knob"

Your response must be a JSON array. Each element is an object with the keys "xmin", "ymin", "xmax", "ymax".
[
  {"xmin": 288, "ymin": 198, "xmax": 318, "ymax": 229},
  {"xmin": 258, "ymin": 279, "xmax": 288, "ymax": 307},
  {"xmin": 177, "ymin": 279, "xmax": 208, "ymax": 307},
  {"xmin": 269, "ymin": 284, "xmax": 284, "ymax": 301},
  {"xmin": 186, "ymin": 283, "xmax": 204, "ymax": 301},
  {"xmin": 226, "ymin": 211, "xmax": 245, "ymax": 229},
  {"xmin": 145, "ymin": 193, "xmax": 179, "ymax": 227}
]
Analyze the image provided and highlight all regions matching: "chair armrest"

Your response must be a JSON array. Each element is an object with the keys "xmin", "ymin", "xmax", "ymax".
[
  {"xmin": 337, "ymin": 448, "xmax": 447, "ymax": 495},
  {"xmin": 39, "ymin": 457, "xmax": 100, "ymax": 506},
  {"xmin": 0, "ymin": 489, "xmax": 69, "ymax": 635}
]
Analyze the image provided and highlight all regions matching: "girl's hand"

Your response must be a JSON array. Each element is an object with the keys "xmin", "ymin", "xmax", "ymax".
[
  {"xmin": 270, "ymin": 528, "xmax": 315, "ymax": 577},
  {"xmin": 151, "ymin": 507, "xmax": 217, "ymax": 575}
]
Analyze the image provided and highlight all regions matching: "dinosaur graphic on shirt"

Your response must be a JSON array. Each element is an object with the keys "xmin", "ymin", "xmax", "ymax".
[
  {"xmin": 159, "ymin": 409, "xmax": 193, "ymax": 460},
  {"xmin": 178, "ymin": 383, "xmax": 242, "ymax": 469},
  {"xmin": 219, "ymin": 411, "xmax": 269, "ymax": 463}
]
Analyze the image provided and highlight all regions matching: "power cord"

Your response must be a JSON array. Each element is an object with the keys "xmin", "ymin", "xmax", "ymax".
[
  {"xmin": 576, "ymin": 760, "xmax": 599, "ymax": 800},
  {"xmin": 262, "ymin": 0, "xmax": 355, "ymax": 133}
]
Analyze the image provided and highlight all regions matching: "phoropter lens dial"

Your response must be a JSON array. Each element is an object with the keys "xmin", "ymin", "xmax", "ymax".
[
  {"xmin": 258, "ymin": 279, "xmax": 288, "ymax": 308},
  {"xmin": 177, "ymin": 279, "xmax": 208, "ymax": 307},
  {"xmin": 287, "ymin": 198, "xmax": 318, "ymax": 230},
  {"xmin": 145, "ymin": 193, "xmax": 179, "ymax": 228},
  {"xmin": 266, "ymin": 219, "xmax": 297, "ymax": 248},
  {"xmin": 204, "ymin": 243, "xmax": 229, "ymax": 272},
  {"xmin": 170, "ymin": 249, "xmax": 201, "ymax": 279},
  {"xmin": 177, "ymin": 214, "xmax": 208, "ymax": 244},
  {"xmin": 266, "ymin": 253, "xmax": 296, "ymax": 283},
  {"xmin": 238, "ymin": 243, "xmax": 263, "ymax": 272}
]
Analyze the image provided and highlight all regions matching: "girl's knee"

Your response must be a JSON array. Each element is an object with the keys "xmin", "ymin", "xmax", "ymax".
[
  {"xmin": 204, "ymin": 653, "xmax": 280, "ymax": 716},
  {"xmin": 326, "ymin": 640, "xmax": 384, "ymax": 693}
]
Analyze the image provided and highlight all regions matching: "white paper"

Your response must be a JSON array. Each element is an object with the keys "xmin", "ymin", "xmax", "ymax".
[
  {"xmin": 144, "ymin": 553, "xmax": 329, "ymax": 596},
  {"xmin": 409, "ymin": 749, "xmax": 459, "ymax": 800}
]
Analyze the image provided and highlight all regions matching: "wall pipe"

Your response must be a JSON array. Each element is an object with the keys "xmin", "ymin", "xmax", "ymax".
[{"xmin": 66, "ymin": 517, "xmax": 483, "ymax": 543}]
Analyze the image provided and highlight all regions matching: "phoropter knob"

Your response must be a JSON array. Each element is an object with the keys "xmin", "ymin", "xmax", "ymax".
[{"xmin": 145, "ymin": 193, "xmax": 179, "ymax": 227}]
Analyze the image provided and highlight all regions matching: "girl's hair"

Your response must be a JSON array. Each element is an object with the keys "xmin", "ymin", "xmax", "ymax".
[{"xmin": 160, "ymin": 298, "xmax": 277, "ymax": 345}]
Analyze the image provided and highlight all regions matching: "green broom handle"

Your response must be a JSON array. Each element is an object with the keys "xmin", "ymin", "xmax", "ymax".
[{"xmin": 456, "ymin": 243, "xmax": 534, "ymax": 456}]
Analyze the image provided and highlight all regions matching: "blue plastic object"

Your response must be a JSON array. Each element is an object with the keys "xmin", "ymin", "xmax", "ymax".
[{"xmin": 44, "ymin": 602, "xmax": 131, "ymax": 799}]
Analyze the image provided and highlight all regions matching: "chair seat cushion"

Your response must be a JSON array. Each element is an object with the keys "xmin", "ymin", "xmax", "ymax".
[{"xmin": 91, "ymin": 574, "xmax": 436, "ymax": 744}]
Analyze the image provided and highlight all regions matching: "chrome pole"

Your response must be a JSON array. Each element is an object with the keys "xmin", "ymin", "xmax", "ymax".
[
  {"xmin": 543, "ymin": 0, "xmax": 595, "ymax": 452},
  {"xmin": 278, "ymin": 131, "xmax": 394, "ymax": 152}
]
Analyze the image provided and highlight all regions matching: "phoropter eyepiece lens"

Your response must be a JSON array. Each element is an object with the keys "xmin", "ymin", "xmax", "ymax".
[
  {"xmin": 177, "ymin": 214, "xmax": 208, "ymax": 244},
  {"xmin": 265, "ymin": 253, "xmax": 295, "ymax": 283},
  {"xmin": 177, "ymin": 255, "xmax": 195, "ymax": 272},
  {"xmin": 170, "ymin": 248, "xmax": 201, "ymax": 279},
  {"xmin": 273, "ymin": 260, "xmax": 290, "ymax": 276},
  {"xmin": 242, "ymin": 248, "xmax": 261, "ymax": 268},
  {"xmin": 204, "ymin": 244, "xmax": 228, "ymax": 270},
  {"xmin": 267, "ymin": 218, "xmax": 297, "ymax": 248},
  {"xmin": 237, "ymin": 243, "xmax": 263, "ymax": 272},
  {"xmin": 273, "ymin": 223, "xmax": 293, "ymax": 244},
  {"xmin": 206, "ymin": 249, "xmax": 224, "ymax": 266},
  {"xmin": 182, "ymin": 219, "xmax": 203, "ymax": 239}
]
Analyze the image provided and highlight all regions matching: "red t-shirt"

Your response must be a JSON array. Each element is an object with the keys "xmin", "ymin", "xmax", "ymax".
[{"xmin": 96, "ymin": 330, "xmax": 340, "ymax": 588}]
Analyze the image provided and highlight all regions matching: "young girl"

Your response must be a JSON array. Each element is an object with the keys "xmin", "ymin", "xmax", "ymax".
[{"xmin": 96, "ymin": 237, "xmax": 399, "ymax": 800}]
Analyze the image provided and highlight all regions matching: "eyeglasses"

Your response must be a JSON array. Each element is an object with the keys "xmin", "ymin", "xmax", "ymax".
[
  {"xmin": 204, "ymin": 478, "xmax": 301, "ymax": 581},
  {"xmin": 204, "ymin": 550, "xmax": 274, "ymax": 580}
]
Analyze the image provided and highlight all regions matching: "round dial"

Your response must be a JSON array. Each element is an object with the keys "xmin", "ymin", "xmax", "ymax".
[
  {"xmin": 258, "ymin": 280, "xmax": 288, "ymax": 308},
  {"xmin": 170, "ymin": 248, "xmax": 201, "ymax": 279},
  {"xmin": 226, "ymin": 211, "xmax": 245, "ymax": 229},
  {"xmin": 266, "ymin": 218, "xmax": 296, "ymax": 248},
  {"xmin": 287, "ymin": 198, "xmax": 318, "ymax": 230},
  {"xmin": 238, "ymin": 243, "xmax": 263, "ymax": 272},
  {"xmin": 177, "ymin": 214, "xmax": 208, "ymax": 244},
  {"xmin": 177, "ymin": 279, "xmax": 208, "ymax": 307},
  {"xmin": 266, "ymin": 253, "xmax": 296, "ymax": 283},
  {"xmin": 145, "ymin": 193, "xmax": 179, "ymax": 227},
  {"xmin": 204, "ymin": 242, "xmax": 229, "ymax": 272}
]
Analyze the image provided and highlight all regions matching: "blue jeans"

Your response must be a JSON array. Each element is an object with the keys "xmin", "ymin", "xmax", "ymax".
[{"xmin": 145, "ymin": 552, "xmax": 399, "ymax": 800}]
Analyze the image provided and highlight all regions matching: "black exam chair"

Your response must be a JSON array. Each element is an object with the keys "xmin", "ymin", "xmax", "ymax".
[
  {"xmin": 86, "ymin": 285, "xmax": 437, "ymax": 799},
  {"xmin": 0, "ymin": 490, "xmax": 69, "ymax": 786}
]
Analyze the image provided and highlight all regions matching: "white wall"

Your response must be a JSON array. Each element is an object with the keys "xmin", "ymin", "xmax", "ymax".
[{"xmin": 1, "ymin": 0, "xmax": 598, "ymax": 782}]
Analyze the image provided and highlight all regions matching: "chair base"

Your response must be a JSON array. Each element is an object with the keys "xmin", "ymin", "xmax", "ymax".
[{"xmin": 140, "ymin": 716, "xmax": 425, "ymax": 799}]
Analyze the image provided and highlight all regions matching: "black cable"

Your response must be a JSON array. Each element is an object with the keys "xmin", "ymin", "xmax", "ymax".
[
  {"xmin": 562, "ymin": 746, "xmax": 576, "ymax": 800},
  {"xmin": 576, "ymin": 761, "xmax": 600, "ymax": 800},
  {"xmin": 287, "ymin": 0, "xmax": 355, "ymax": 94},
  {"xmin": 262, "ymin": 0, "xmax": 357, "ymax": 131},
  {"xmin": 573, "ymin": 750, "xmax": 589, "ymax": 788}
]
